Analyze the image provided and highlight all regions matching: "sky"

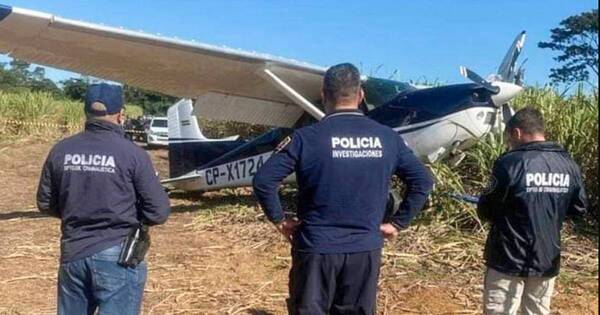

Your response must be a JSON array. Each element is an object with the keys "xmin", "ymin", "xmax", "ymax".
[{"xmin": 0, "ymin": 0, "xmax": 597, "ymax": 87}]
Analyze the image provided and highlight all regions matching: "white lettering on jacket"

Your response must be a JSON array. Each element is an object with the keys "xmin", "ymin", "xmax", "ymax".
[
  {"xmin": 331, "ymin": 137, "xmax": 382, "ymax": 149},
  {"xmin": 64, "ymin": 154, "xmax": 116, "ymax": 168},
  {"xmin": 525, "ymin": 172, "xmax": 570, "ymax": 188},
  {"xmin": 330, "ymin": 137, "xmax": 383, "ymax": 159}
]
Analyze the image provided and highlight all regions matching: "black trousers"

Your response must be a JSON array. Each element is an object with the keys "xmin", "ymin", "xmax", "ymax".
[{"xmin": 287, "ymin": 249, "xmax": 381, "ymax": 315}]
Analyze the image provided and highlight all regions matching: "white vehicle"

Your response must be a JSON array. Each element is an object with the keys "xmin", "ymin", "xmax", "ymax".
[{"xmin": 145, "ymin": 117, "xmax": 169, "ymax": 147}]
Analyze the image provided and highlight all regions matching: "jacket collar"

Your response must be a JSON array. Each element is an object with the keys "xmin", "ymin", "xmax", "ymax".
[
  {"xmin": 323, "ymin": 109, "xmax": 365, "ymax": 120},
  {"xmin": 85, "ymin": 119, "xmax": 125, "ymax": 136},
  {"xmin": 512, "ymin": 141, "xmax": 565, "ymax": 153}
]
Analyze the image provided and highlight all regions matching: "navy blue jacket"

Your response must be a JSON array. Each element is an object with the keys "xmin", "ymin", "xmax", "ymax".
[
  {"xmin": 36, "ymin": 120, "xmax": 171, "ymax": 262},
  {"xmin": 478, "ymin": 141, "xmax": 587, "ymax": 277},
  {"xmin": 253, "ymin": 110, "xmax": 433, "ymax": 254}
]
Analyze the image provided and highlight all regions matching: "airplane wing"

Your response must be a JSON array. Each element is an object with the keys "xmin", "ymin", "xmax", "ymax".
[{"xmin": 0, "ymin": 5, "xmax": 326, "ymax": 127}]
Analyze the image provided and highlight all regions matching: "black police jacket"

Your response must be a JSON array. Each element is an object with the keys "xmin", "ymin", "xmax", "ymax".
[
  {"xmin": 477, "ymin": 141, "xmax": 587, "ymax": 277},
  {"xmin": 36, "ymin": 120, "xmax": 171, "ymax": 262}
]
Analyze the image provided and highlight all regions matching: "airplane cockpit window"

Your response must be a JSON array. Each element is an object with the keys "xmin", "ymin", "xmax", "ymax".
[
  {"xmin": 366, "ymin": 104, "xmax": 416, "ymax": 128},
  {"xmin": 367, "ymin": 84, "xmax": 495, "ymax": 127},
  {"xmin": 362, "ymin": 78, "xmax": 414, "ymax": 109}
]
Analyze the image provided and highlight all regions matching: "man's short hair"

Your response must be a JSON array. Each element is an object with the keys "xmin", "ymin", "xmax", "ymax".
[
  {"xmin": 506, "ymin": 107, "xmax": 545, "ymax": 135},
  {"xmin": 322, "ymin": 63, "xmax": 361, "ymax": 104}
]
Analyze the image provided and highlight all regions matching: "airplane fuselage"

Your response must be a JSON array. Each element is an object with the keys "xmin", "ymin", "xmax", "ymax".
[{"xmin": 166, "ymin": 83, "xmax": 505, "ymax": 192}]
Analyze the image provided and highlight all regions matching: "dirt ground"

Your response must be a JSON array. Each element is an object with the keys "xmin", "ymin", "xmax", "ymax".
[{"xmin": 0, "ymin": 138, "xmax": 597, "ymax": 315}]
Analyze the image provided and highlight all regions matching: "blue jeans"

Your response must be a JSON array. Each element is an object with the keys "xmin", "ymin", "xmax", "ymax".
[{"xmin": 57, "ymin": 244, "xmax": 147, "ymax": 315}]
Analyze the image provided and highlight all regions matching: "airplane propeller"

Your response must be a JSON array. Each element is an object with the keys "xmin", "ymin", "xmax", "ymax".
[
  {"xmin": 514, "ymin": 58, "xmax": 528, "ymax": 86},
  {"xmin": 459, "ymin": 66, "xmax": 523, "ymax": 107},
  {"xmin": 459, "ymin": 66, "xmax": 500, "ymax": 94},
  {"xmin": 459, "ymin": 65, "xmax": 522, "ymax": 133}
]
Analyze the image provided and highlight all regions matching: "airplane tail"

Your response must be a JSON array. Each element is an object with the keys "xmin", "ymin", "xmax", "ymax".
[
  {"xmin": 168, "ymin": 99, "xmax": 208, "ymax": 141},
  {"xmin": 167, "ymin": 99, "xmax": 245, "ymax": 178}
]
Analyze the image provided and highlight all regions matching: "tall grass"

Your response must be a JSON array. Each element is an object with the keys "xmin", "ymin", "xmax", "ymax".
[
  {"xmin": 0, "ymin": 91, "xmax": 143, "ymax": 136},
  {"xmin": 427, "ymin": 162, "xmax": 484, "ymax": 230}
]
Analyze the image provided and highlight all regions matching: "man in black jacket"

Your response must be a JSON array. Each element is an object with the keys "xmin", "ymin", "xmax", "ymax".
[
  {"xmin": 477, "ymin": 107, "xmax": 587, "ymax": 315},
  {"xmin": 37, "ymin": 83, "xmax": 171, "ymax": 315}
]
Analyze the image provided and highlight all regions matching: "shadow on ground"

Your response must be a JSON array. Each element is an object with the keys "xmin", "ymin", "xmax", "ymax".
[
  {"xmin": 0, "ymin": 189, "xmax": 299, "ymax": 221},
  {"xmin": 0, "ymin": 210, "xmax": 48, "ymax": 221},
  {"xmin": 247, "ymin": 309, "xmax": 275, "ymax": 315},
  {"xmin": 169, "ymin": 187, "xmax": 298, "ymax": 214}
]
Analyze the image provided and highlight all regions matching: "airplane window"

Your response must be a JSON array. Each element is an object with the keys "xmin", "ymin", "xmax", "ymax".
[
  {"xmin": 367, "ymin": 105, "xmax": 415, "ymax": 128},
  {"xmin": 472, "ymin": 92, "xmax": 489, "ymax": 104},
  {"xmin": 362, "ymin": 78, "xmax": 414, "ymax": 108},
  {"xmin": 368, "ymin": 84, "xmax": 494, "ymax": 126}
]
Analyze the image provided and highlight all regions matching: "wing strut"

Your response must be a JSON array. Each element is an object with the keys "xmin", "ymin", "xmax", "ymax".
[{"xmin": 261, "ymin": 68, "xmax": 325, "ymax": 120}]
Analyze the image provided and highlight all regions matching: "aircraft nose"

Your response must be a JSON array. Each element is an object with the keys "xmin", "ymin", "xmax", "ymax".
[{"xmin": 490, "ymin": 82, "xmax": 523, "ymax": 106}]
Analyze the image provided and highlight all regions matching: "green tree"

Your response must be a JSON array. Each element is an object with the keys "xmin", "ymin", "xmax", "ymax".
[
  {"xmin": 0, "ymin": 57, "xmax": 60, "ymax": 93},
  {"xmin": 27, "ymin": 66, "xmax": 61, "ymax": 94},
  {"xmin": 8, "ymin": 59, "xmax": 30, "ymax": 85},
  {"xmin": 123, "ymin": 85, "xmax": 177, "ymax": 115},
  {"xmin": 29, "ymin": 78, "xmax": 61, "ymax": 94},
  {"xmin": 538, "ymin": 9, "xmax": 599, "ymax": 85},
  {"xmin": 0, "ymin": 61, "xmax": 19, "ymax": 89},
  {"xmin": 61, "ymin": 77, "xmax": 90, "ymax": 100}
]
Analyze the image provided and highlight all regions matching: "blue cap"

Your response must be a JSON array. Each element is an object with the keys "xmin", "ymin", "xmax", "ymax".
[{"xmin": 85, "ymin": 83, "xmax": 124, "ymax": 115}]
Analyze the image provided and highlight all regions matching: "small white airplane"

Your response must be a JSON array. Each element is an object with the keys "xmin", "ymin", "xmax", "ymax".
[{"xmin": 0, "ymin": 4, "xmax": 526, "ymax": 192}]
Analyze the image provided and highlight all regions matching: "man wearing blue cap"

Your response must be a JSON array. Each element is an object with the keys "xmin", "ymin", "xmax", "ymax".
[{"xmin": 36, "ymin": 83, "xmax": 171, "ymax": 315}]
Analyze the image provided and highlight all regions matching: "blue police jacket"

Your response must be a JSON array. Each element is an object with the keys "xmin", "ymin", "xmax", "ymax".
[
  {"xmin": 253, "ymin": 110, "xmax": 433, "ymax": 254},
  {"xmin": 36, "ymin": 120, "xmax": 171, "ymax": 262}
]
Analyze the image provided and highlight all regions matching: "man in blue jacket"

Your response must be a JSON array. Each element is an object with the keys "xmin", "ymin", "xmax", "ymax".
[
  {"xmin": 37, "ymin": 83, "xmax": 171, "ymax": 315},
  {"xmin": 253, "ymin": 63, "xmax": 433, "ymax": 315}
]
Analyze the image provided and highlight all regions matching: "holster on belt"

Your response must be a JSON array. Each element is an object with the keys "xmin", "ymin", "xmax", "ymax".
[{"xmin": 118, "ymin": 224, "xmax": 150, "ymax": 267}]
